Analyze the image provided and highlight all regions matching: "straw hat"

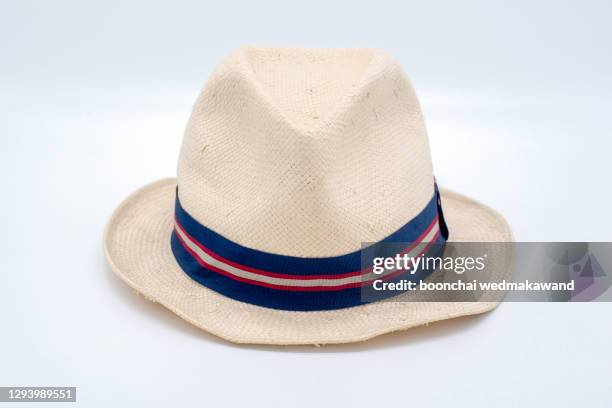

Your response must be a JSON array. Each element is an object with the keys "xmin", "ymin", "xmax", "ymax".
[{"xmin": 104, "ymin": 47, "xmax": 513, "ymax": 345}]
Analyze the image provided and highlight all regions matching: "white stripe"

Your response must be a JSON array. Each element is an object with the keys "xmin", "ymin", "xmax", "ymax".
[{"xmin": 175, "ymin": 222, "xmax": 439, "ymax": 288}]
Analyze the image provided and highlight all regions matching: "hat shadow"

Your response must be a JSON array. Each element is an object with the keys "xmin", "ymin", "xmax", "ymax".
[{"xmin": 104, "ymin": 257, "xmax": 490, "ymax": 351}]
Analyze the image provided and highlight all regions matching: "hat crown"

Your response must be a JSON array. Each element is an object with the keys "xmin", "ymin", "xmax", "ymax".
[{"xmin": 177, "ymin": 47, "xmax": 434, "ymax": 257}]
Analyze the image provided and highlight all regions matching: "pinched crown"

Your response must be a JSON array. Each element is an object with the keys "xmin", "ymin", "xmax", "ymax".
[{"xmin": 177, "ymin": 47, "xmax": 435, "ymax": 257}]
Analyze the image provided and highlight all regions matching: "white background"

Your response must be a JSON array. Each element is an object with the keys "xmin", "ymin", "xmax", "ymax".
[{"xmin": 1, "ymin": 0, "xmax": 611, "ymax": 406}]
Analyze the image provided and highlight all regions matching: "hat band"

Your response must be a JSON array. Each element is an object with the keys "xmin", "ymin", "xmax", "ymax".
[{"xmin": 170, "ymin": 184, "xmax": 449, "ymax": 311}]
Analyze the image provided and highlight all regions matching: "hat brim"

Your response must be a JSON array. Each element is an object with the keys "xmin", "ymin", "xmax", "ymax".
[{"xmin": 104, "ymin": 178, "xmax": 513, "ymax": 345}]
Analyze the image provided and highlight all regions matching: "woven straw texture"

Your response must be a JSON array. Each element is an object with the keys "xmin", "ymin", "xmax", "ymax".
[
  {"xmin": 178, "ymin": 47, "xmax": 434, "ymax": 256},
  {"xmin": 104, "ymin": 47, "xmax": 513, "ymax": 345},
  {"xmin": 105, "ymin": 179, "xmax": 512, "ymax": 345}
]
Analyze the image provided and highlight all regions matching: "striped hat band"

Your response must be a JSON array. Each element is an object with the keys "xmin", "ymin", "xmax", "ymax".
[{"xmin": 171, "ymin": 183, "xmax": 449, "ymax": 311}]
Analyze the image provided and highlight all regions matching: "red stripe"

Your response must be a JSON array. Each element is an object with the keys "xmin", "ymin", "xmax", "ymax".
[
  {"xmin": 174, "ymin": 223, "xmax": 441, "ymax": 292},
  {"xmin": 175, "ymin": 215, "xmax": 439, "ymax": 281}
]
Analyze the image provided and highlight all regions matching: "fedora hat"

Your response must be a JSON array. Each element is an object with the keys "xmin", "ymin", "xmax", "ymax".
[{"xmin": 104, "ymin": 46, "xmax": 513, "ymax": 345}]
